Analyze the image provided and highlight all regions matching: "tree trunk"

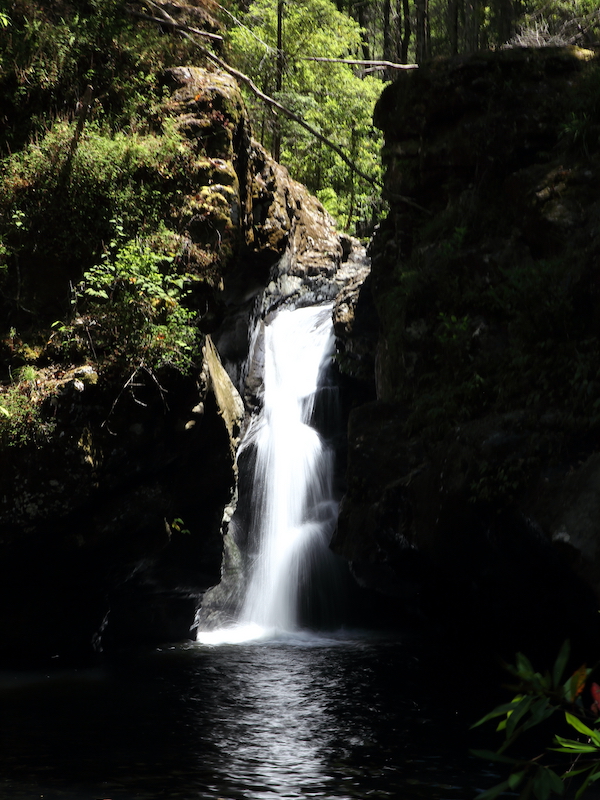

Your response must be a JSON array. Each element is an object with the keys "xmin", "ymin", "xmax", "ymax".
[
  {"xmin": 448, "ymin": 0, "xmax": 459, "ymax": 54},
  {"xmin": 383, "ymin": 0, "xmax": 392, "ymax": 76},
  {"xmin": 465, "ymin": 0, "xmax": 479, "ymax": 52},
  {"xmin": 273, "ymin": 0, "xmax": 284, "ymax": 162},
  {"xmin": 415, "ymin": 0, "xmax": 429, "ymax": 62},
  {"xmin": 398, "ymin": 0, "xmax": 411, "ymax": 63},
  {"xmin": 354, "ymin": 1, "xmax": 372, "ymax": 61},
  {"xmin": 496, "ymin": 0, "xmax": 514, "ymax": 44}
]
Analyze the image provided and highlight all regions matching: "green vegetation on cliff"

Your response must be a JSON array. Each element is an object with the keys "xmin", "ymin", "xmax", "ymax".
[
  {"xmin": 0, "ymin": 2, "xmax": 237, "ymax": 449},
  {"xmin": 1, "ymin": 0, "xmax": 599, "ymax": 459}
]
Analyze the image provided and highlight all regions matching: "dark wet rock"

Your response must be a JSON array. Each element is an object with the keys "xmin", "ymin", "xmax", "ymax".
[{"xmin": 334, "ymin": 46, "xmax": 600, "ymax": 664}]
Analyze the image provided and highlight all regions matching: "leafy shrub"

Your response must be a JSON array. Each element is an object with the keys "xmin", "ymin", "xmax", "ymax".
[
  {"xmin": 68, "ymin": 224, "xmax": 202, "ymax": 374},
  {"xmin": 0, "ymin": 0, "xmax": 204, "ymax": 152},
  {"xmin": 472, "ymin": 642, "xmax": 600, "ymax": 799},
  {"xmin": 0, "ymin": 382, "xmax": 55, "ymax": 447},
  {"xmin": 0, "ymin": 114, "xmax": 202, "ymax": 324}
]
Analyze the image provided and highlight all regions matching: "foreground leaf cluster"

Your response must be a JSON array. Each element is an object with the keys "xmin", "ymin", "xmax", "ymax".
[{"xmin": 473, "ymin": 642, "xmax": 600, "ymax": 799}]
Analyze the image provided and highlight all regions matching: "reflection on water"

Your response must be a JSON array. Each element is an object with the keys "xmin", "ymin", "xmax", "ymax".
[{"xmin": 0, "ymin": 634, "xmax": 497, "ymax": 799}]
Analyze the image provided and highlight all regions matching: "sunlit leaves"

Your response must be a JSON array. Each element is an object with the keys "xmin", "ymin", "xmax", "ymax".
[
  {"xmin": 225, "ymin": 0, "xmax": 384, "ymax": 229},
  {"xmin": 71, "ymin": 225, "xmax": 200, "ymax": 373}
]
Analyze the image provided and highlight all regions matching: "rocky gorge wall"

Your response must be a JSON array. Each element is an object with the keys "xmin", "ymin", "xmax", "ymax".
[
  {"xmin": 6, "ymin": 39, "xmax": 600, "ymax": 670},
  {"xmin": 0, "ymin": 65, "xmax": 355, "ymax": 666},
  {"xmin": 334, "ymin": 46, "xmax": 600, "ymax": 664}
]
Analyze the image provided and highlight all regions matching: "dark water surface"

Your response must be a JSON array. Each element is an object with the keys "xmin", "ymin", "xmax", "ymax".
[{"xmin": 0, "ymin": 633, "xmax": 499, "ymax": 800}]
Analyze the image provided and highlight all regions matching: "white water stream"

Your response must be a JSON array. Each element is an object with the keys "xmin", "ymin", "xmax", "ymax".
[{"xmin": 197, "ymin": 304, "xmax": 340, "ymax": 645}]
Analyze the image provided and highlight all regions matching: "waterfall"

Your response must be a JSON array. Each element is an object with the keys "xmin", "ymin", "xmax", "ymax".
[{"xmin": 197, "ymin": 303, "xmax": 342, "ymax": 644}]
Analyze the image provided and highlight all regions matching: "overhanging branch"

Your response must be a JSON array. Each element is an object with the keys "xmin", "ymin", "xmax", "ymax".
[
  {"xmin": 126, "ymin": 8, "xmax": 223, "ymax": 40},
  {"xmin": 133, "ymin": 0, "xmax": 429, "ymax": 214},
  {"xmin": 296, "ymin": 56, "xmax": 418, "ymax": 70}
]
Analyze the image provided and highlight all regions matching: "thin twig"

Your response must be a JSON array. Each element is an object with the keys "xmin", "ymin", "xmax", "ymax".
[
  {"xmin": 296, "ymin": 56, "xmax": 418, "ymax": 70},
  {"xmin": 140, "ymin": 364, "xmax": 169, "ymax": 412},
  {"xmin": 213, "ymin": 1, "xmax": 275, "ymax": 53},
  {"xmin": 126, "ymin": 9, "xmax": 223, "ymax": 40},
  {"xmin": 101, "ymin": 366, "xmax": 141, "ymax": 429}
]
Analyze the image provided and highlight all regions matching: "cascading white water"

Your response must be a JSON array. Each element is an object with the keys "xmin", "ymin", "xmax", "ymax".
[
  {"xmin": 197, "ymin": 303, "xmax": 340, "ymax": 644},
  {"xmin": 241, "ymin": 304, "xmax": 337, "ymax": 630}
]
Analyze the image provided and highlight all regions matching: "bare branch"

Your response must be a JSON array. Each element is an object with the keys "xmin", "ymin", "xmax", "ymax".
[
  {"xmin": 126, "ymin": 8, "xmax": 223, "ymax": 40},
  {"xmin": 199, "ymin": 45, "xmax": 382, "ymax": 188},
  {"xmin": 296, "ymin": 56, "xmax": 418, "ymax": 70},
  {"xmin": 133, "ymin": 0, "xmax": 430, "ymax": 213},
  {"xmin": 212, "ymin": 1, "xmax": 276, "ymax": 53}
]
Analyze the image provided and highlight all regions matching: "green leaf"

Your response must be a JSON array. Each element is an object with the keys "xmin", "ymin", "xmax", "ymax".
[
  {"xmin": 471, "ymin": 700, "xmax": 522, "ymax": 729},
  {"xmin": 565, "ymin": 712, "xmax": 596, "ymax": 738},
  {"xmin": 516, "ymin": 652, "xmax": 536, "ymax": 678},
  {"xmin": 560, "ymin": 763, "xmax": 595, "ymax": 779},
  {"xmin": 576, "ymin": 765, "xmax": 600, "ymax": 799},
  {"xmin": 545, "ymin": 768, "xmax": 565, "ymax": 795},
  {"xmin": 509, "ymin": 770, "xmax": 526, "ymax": 790},
  {"xmin": 523, "ymin": 698, "xmax": 554, "ymax": 731},
  {"xmin": 0, "ymin": 406, "xmax": 10, "ymax": 417},
  {"xmin": 475, "ymin": 779, "xmax": 512, "ymax": 800},
  {"xmin": 520, "ymin": 777, "xmax": 535, "ymax": 800},
  {"xmin": 507, "ymin": 696, "xmax": 534, "ymax": 738},
  {"xmin": 551, "ymin": 745, "xmax": 599, "ymax": 753},
  {"xmin": 532, "ymin": 766, "xmax": 553, "ymax": 800},
  {"xmin": 551, "ymin": 638, "xmax": 569, "ymax": 687},
  {"xmin": 565, "ymin": 666, "xmax": 590, "ymax": 702},
  {"xmin": 470, "ymin": 749, "xmax": 519, "ymax": 765},
  {"xmin": 85, "ymin": 288, "xmax": 109, "ymax": 300},
  {"xmin": 553, "ymin": 733, "xmax": 599, "ymax": 752}
]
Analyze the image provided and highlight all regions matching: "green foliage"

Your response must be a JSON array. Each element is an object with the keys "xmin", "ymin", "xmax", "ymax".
[
  {"xmin": 225, "ymin": 0, "xmax": 384, "ymax": 231},
  {"xmin": 0, "ymin": 382, "xmax": 55, "ymax": 447},
  {"xmin": 0, "ymin": 115, "xmax": 199, "ymax": 309},
  {"xmin": 68, "ymin": 222, "xmax": 201, "ymax": 374},
  {"xmin": 559, "ymin": 66, "xmax": 600, "ymax": 156},
  {"xmin": 472, "ymin": 643, "xmax": 600, "ymax": 799},
  {"xmin": 0, "ymin": 0, "xmax": 202, "ymax": 152},
  {"xmin": 170, "ymin": 517, "xmax": 191, "ymax": 535},
  {"xmin": 12, "ymin": 364, "xmax": 38, "ymax": 383}
]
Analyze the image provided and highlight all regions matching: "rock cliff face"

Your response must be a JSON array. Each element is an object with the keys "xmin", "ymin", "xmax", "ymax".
[
  {"xmin": 0, "ymin": 66, "xmax": 350, "ymax": 666},
  {"xmin": 8, "ymin": 44, "xmax": 600, "ymax": 668},
  {"xmin": 334, "ymin": 46, "xmax": 600, "ymax": 662}
]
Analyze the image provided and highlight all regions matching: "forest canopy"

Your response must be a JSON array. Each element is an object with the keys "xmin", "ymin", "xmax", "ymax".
[
  {"xmin": 225, "ymin": 0, "xmax": 385, "ymax": 230},
  {"xmin": 0, "ymin": 0, "xmax": 598, "ymax": 238},
  {"xmin": 218, "ymin": 0, "xmax": 600, "ymax": 229}
]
